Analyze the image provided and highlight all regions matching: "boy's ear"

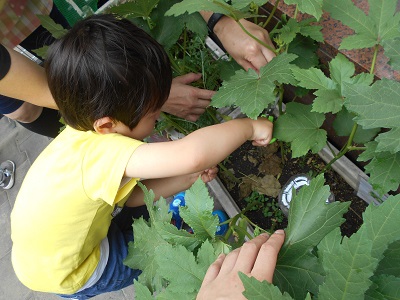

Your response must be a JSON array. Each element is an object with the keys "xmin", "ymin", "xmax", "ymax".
[{"xmin": 93, "ymin": 117, "xmax": 117, "ymax": 134}]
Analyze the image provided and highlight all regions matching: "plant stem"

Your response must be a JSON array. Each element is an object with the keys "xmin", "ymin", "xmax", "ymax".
[
  {"xmin": 262, "ymin": 0, "xmax": 281, "ymax": 28},
  {"xmin": 294, "ymin": 4, "xmax": 299, "ymax": 19},
  {"xmin": 160, "ymin": 112, "xmax": 190, "ymax": 135},
  {"xmin": 370, "ymin": 44, "xmax": 379, "ymax": 75},
  {"xmin": 322, "ymin": 124, "xmax": 358, "ymax": 172},
  {"xmin": 219, "ymin": 162, "xmax": 240, "ymax": 183}
]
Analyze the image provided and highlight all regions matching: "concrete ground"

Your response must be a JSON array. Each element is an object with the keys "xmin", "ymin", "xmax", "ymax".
[{"xmin": 0, "ymin": 116, "xmax": 135, "ymax": 299}]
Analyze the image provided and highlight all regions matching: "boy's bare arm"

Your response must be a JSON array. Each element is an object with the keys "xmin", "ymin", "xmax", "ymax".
[
  {"xmin": 125, "ymin": 170, "xmax": 217, "ymax": 207},
  {"xmin": 125, "ymin": 118, "xmax": 273, "ymax": 180},
  {"xmin": 0, "ymin": 46, "xmax": 57, "ymax": 109}
]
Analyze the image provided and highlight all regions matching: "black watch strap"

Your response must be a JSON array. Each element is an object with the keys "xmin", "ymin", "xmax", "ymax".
[
  {"xmin": 207, "ymin": 13, "xmax": 227, "ymax": 52},
  {"xmin": 207, "ymin": 13, "xmax": 225, "ymax": 33}
]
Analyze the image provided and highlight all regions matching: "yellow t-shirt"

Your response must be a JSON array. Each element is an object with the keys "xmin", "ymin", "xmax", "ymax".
[{"xmin": 11, "ymin": 126, "xmax": 143, "ymax": 294}]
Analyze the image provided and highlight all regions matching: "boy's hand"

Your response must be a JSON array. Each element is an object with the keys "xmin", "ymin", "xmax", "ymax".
[
  {"xmin": 192, "ymin": 166, "xmax": 218, "ymax": 184},
  {"xmin": 250, "ymin": 117, "xmax": 274, "ymax": 146}
]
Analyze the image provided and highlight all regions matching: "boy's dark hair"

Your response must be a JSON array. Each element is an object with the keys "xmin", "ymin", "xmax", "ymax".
[{"xmin": 45, "ymin": 14, "xmax": 172, "ymax": 131}]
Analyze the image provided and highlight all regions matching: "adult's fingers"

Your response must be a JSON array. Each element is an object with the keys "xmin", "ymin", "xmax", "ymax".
[
  {"xmin": 174, "ymin": 73, "xmax": 202, "ymax": 84},
  {"xmin": 200, "ymin": 254, "xmax": 226, "ymax": 287},
  {"xmin": 251, "ymin": 230, "xmax": 285, "ymax": 283},
  {"xmin": 233, "ymin": 233, "xmax": 270, "ymax": 273}
]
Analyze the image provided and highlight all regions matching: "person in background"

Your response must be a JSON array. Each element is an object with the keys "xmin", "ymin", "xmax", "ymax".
[{"xmin": 0, "ymin": 0, "xmax": 67, "ymax": 138}]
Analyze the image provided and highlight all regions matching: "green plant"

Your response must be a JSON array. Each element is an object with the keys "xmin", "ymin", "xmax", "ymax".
[
  {"xmin": 126, "ymin": 176, "xmax": 400, "ymax": 299},
  {"xmin": 243, "ymin": 190, "xmax": 285, "ymax": 225},
  {"xmin": 37, "ymin": 1, "xmax": 400, "ymax": 197},
  {"xmin": 163, "ymin": 0, "xmax": 400, "ymax": 197}
]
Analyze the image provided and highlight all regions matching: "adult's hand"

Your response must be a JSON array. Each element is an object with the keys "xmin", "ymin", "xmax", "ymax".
[
  {"xmin": 196, "ymin": 230, "xmax": 285, "ymax": 300},
  {"xmin": 213, "ymin": 16, "xmax": 276, "ymax": 72},
  {"xmin": 162, "ymin": 73, "xmax": 215, "ymax": 122}
]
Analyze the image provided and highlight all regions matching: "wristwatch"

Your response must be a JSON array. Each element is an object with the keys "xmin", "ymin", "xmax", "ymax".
[
  {"xmin": 207, "ymin": 13, "xmax": 225, "ymax": 33},
  {"xmin": 207, "ymin": 13, "xmax": 226, "ymax": 52}
]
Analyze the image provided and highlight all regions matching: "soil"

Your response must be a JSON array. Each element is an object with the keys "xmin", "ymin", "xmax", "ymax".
[{"xmin": 219, "ymin": 141, "xmax": 368, "ymax": 237}]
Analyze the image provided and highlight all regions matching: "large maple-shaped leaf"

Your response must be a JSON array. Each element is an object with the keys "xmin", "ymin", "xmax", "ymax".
[
  {"xmin": 292, "ymin": 53, "xmax": 373, "ymax": 114},
  {"xmin": 274, "ymin": 102, "xmax": 327, "ymax": 158},
  {"xmin": 323, "ymin": 0, "xmax": 400, "ymax": 50},
  {"xmin": 344, "ymin": 78, "xmax": 400, "ymax": 129},
  {"xmin": 284, "ymin": 0, "xmax": 324, "ymax": 20},
  {"xmin": 318, "ymin": 194, "xmax": 400, "ymax": 299},
  {"xmin": 273, "ymin": 18, "xmax": 323, "ymax": 45},
  {"xmin": 358, "ymin": 142, "xmax": 400, "ymax": 195},
  {"xmin": 375, "ymin": 128, "xmax": 400, "ymax": 154},
  {"xmin": 211, "ymin": 53, "xmax": 297, "ymax": 119},
  {"xmin": 124, "ymin": 218, "xmax": 167, "ymax": 292},
  {"xmin": 318, "ymin": 227, "xmax": 378, "ymax": 299},
  {"xmin": 274, "ymin": 175, "xmax": 350, "ymax": 299},
  {"xmin": 155, "ymin": 242, "xmax": 215, "ymax": 293},
  {"xmin": 363, "ymin": 194, "xmax": 400, "ymax": 259}
]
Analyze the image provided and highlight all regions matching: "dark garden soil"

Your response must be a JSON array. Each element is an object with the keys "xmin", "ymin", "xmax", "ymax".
[{"xmin": 219, "ymin": 141, "xmax": 368, "ymax": 237}]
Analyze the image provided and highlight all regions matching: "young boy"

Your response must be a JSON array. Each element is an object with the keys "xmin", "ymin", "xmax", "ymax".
[{"xmin": 10, "ymin": 14, "xmax": 273, "ymax": 299}]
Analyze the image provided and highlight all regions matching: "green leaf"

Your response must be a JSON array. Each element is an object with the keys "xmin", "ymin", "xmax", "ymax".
[
  {"xmin": 344, "ymin": 78, "xmax": 400, "ymax": 129},
  {"xmin": 382, "ymin": 38, "xmax": 400, "ymax": 72},
  {"xmin": 133, "ymin": 280, "xmax": 154, "ymax": 299},
  {"xmin": 211, "ymin": 53, "xmax": 297, "ymax": 119},
  {"xmin": 366, "ymin": 275, "xmax": 400, "ymax": 300},
  {"xmin": 36, "ymin": 15, "xmax": 68, "ymax": 39},
  {"xmin": 153, "ymin": 221, "xmax": 201, "ymax": 251},
  {"xmin": 232, "ymin": 0, "xmax": 269, "ymax": 9},
  {"xmin": 291, "ymin": 66, "xmax": 336, "ymax": 90},
  {"xmin": 375, "ymin": 240, "xmax": 400, "ymax": 277},
  {"xmin": 124, "ymin": 218, "xmax": 166, "ymax": 292},
  {"xmin": 284, "ymin": 0, "xmax": 323, "ymax": 20},
  {"xmin": 323, "ymin": 0, "xmax": 400, "ymax": 51},
  {"xmin": 109, "ymin": 0, "xmax": 159, "ymax": 18},
  {"xmin": 363, "ymin": 194, "xmax": 400, "ymax": 259},
  {"xmin": 240, "ymin": 273, "xmax": 294, "ymax": 299},
  {"xmin": 180, "ymin": 178, "xmax": 219, "ymax": 240},
  {"xmin": 32, "ymin": 46, "xmax": 49, "ymax": 60},
  {"xmin": 358, "ymin": 142, "xmax": 400, "ymax": 195},
  {"xmin": 318, "ymin": 227, "xmax": 378, "ymax": 299},
  {"xmin": 287, "ymin": 35, "xmax": 319, "ymax": 69},
  {"xmin": 329, "ymin": 53, "xmax": 355, "ymax": 88},
  {"xmin": 333, "ymin": 108, "xmax": 380, "ymax": 144},
  {"xmin": 312, "ymin": 89, "xmax": 343, "ymax": 114},
  {"xmin": 274, "ymin": 103, "xmax": 327, "ymax": 158},
  {"xmin": 274, "ymin": 175, "xmax": 350, "ymax": 299},
  {"xmin": 375, "ymin": 128, "xmax": 400, "ymax": 154},
  {"xmin": 284, "ymin": 174, "xmax": 349, "ymax": 251},
  {"xmin": 323, "ymin": 0, "xmax": 376, "ymax": 49},
  {"xmin": 155, "ymin": 243, "xmax": 206, "ymax": 293},
  {"xmin": 166, "ymin": 0, "xmax": 244, "ymax": 18}
]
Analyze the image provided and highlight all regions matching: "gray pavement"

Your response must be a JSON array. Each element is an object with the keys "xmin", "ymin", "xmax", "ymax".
[{"xmin": 0, "ymin": 116, "xmax": 135, "ymax": 299}]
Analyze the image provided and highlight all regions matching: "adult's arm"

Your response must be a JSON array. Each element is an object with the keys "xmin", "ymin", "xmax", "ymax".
[
  {"xmin": 0, "ymin": 45, "xmax": 57, "ymax": 109},
  {"xmin": 200, "ymin": 12, "xmax": 276, "ymax": 71}
]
